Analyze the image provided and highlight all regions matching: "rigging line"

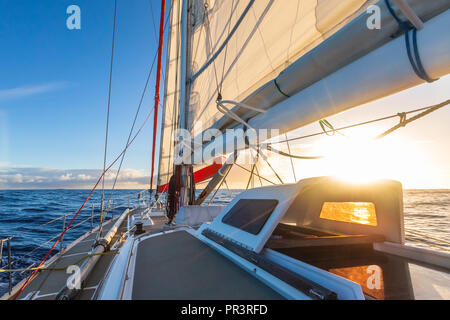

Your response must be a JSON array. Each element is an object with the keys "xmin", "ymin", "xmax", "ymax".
[
  {"xmin": 189, "ymin": 0, "xmax": 275, "ymax": 132},
  {"xmin": 252, "ymin": 6, "xmax": 275, "ymax": 72},
  {"xmin": 223, "ymin": 178, "xmax": 233, "ymax": 199},
  {"xmin": 191, "ymin": 1, "xmax": 208, "ymax": 66},
  {"xmin": 319, "ymin": 119, "xmax": 345, "ymax": 137},
  {"xmin": 190, "ymin": 0, "xmax": 256, "ymax": 82},
  {"xmin": 216, "ymin": 99, "xmax": 267, "ymax": 130},
  {"xmin": 219, "ymin": 0, "xmax": 236, "ymax": 95},
  {"xmin": 286, "ymin": 0, "xmax": 301, "ymax": 64},
  {"xmin": 258, "ymin": 148, "xmax": 284, "ymax": 184},
  {"xmin": 148, "ymin": 0, "xmax": 158, "ymax": 43},
  {"xmin": 10, "ymin": 232, "xmax": 62, "ymax": 267},
  {"xmin": 258, "ymin": 100, "xmax": 449, "ymax": 164},
  {"xmin": 9, "ymin": 211, "xmax": 107, "ymax": 267},
  {"xmin": 191, "ymin": 17, "xmax": 205, "ymax": 76},
  {"xmin": 12, "ymin": 105, "xmax": 156, "ymax": 300},
  {"xmin": 2, "ymin": 252, "xmax": 120, "ymax": 274},
  {"xmin": 7, "ymin": 213, "xmax": 70, "ymax": 241},
  {"xmin": 204, "ymin": 0, "xmax": 241, "ymax": 58},
  {"xmin": 203, "ymin": 3, "xmax": 221, "ymax": 93},
  {"xmin": 268, "ymin": 100, "xmax": 450, "ymax": 146},
  {"xmin": 285, "ymin": 133, "xmax": 297, "ymax": 182},
  {"xmin": 105, "ymin": 46, "xmax": 159, "ymax": 218},
  {"xmin": 253, "ymin": 159, "xmax": 263, "ymax": 187},
  {"xmin": 208, "ymin": 163, "xmax": 233, "ymax": 205},
  {"xmin": 99, "ymin": 0, "xmax": 118, "ymax": 239},
  {"xmin": 150, "ymin": 0, "xmax": 171, "ymax": 85},
  {"xmin": 375, "ymin": 100, "xmax": 450, "ymax": 139},
  {"xmin": 265, "ymin": 145, "xmax": 324, "ymax": 160},
  {"xmin": 195, "ymin": 179, "xmax": 210, "ymax": 185},
  {"xmin": 245, "ymin": 148, "xmax": 259, "ymax": 190},
  {"xmin": 149, "ymin": 5, "xmax": 174, "ymax": 84},
  {"xmin": 234, "ymin": 162, "xmax": 276, "ymax": 185}
]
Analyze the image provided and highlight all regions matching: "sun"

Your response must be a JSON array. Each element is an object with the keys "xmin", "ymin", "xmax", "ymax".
[{"xmin": 311, "ymin": 127, "xmax": 424, "ymax": 184}]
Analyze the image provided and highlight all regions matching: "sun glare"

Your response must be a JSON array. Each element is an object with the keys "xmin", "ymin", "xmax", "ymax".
[{"xmin": 312, "ymin": 127, "xmax": 424, "ymax": 185}]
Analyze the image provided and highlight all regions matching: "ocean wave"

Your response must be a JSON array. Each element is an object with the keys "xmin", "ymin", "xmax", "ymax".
[
  {"xmin": 21, "ymin": 207, "xmax": 49, "ymax": 213},
  {"xmin": 405, "ymin": 213, "xmax": 443, "ymax": 219},
  {"xmin": 20, "ymin": 206, "xmax": 59, "ymax": 213}
]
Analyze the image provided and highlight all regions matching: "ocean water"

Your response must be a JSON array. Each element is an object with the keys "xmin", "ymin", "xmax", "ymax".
[{"xmin": 0, "ymin": 189, "xmax": 449, "ymax": 296}]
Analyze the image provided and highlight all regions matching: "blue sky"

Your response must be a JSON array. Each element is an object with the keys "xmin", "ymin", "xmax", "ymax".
[
  {"xmin": 0, "ymin": 0, "xmax": 165, "ymax": 188},
  {"xmin": 0, "ymin": 0, "xmax": 449, "ymax": 189}
]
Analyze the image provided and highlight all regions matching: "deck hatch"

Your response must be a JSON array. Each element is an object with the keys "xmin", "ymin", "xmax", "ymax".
[{"xmin": 222, "ymin": 199, "xmax": 278, "ymax": 235}]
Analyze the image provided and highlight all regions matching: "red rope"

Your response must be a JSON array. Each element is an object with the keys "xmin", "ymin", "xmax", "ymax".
[
  {"xmin": 149, "ymin": 0, "xmax": 166, "ymax": 193},
  {"xmin": 12, "ymin": 106, "xmax": 155, "ymax": 299}
]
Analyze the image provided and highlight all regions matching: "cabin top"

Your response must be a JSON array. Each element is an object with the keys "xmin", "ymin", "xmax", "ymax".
[{"xmin": 200, "ymin": 176, "xmax": 404, "ymax": 253}]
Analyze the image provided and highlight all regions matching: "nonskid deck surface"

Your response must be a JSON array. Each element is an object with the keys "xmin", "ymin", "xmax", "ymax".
[
  {"xmin": 132, "ymin": 230, "xmax": 284, "ymax": 300},
  {"xmin": 74, "ymin": 210, "xmax": 168, "ymax": 300},
  {"xmin": 8, "ymin": 207, "xmax": 168, "ymax": 300},
  {"xmin": 10, "ymin": 218, "xmax": 119, "ymax": 300}
]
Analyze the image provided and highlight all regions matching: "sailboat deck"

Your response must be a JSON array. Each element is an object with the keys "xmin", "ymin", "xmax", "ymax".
[
  {"xmin": 1, "ymin": 207, "xmax": 172, "ymax": 300},
  {"xmin": 132, "ymin": 230, "xmax": 284, "ymax": 300},
  {"xmin": 8, "ymin": 217, "xmax": 120, "ymax": 300}
]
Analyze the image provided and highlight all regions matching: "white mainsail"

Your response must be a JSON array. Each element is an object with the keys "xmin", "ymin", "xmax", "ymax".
[
  {"xmin": 187, "ymin": 0, "xmax": 374, "ymax": 136},
  {"xmin": 158, "ymin": 0, "xmax": 377, "ymax": 189},
  {"xmin": 158, "ymin": 0, "xmax": 450, "ymax": 193},
  {"xmin": 157, "ymin": 0, "xmax": 182, "ymax": 189}
]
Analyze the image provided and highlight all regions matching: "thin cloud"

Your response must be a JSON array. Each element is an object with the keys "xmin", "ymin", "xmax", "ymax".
[
  {"xmin": 0, "ymin": 82, "xmax": 68, "ymax": 101},
  {"xmin": 0, "ymin": 167, "xmax": 150, "ymax": 189}
]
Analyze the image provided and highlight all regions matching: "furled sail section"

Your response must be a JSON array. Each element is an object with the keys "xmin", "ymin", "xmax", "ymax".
[
  {"xmin": 186, "ymin": 0, "xmax": 373, "ymax": 137},
  {"xmin": 157, "ymin": 0, "xmax": 182, "ymax": 190}
]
